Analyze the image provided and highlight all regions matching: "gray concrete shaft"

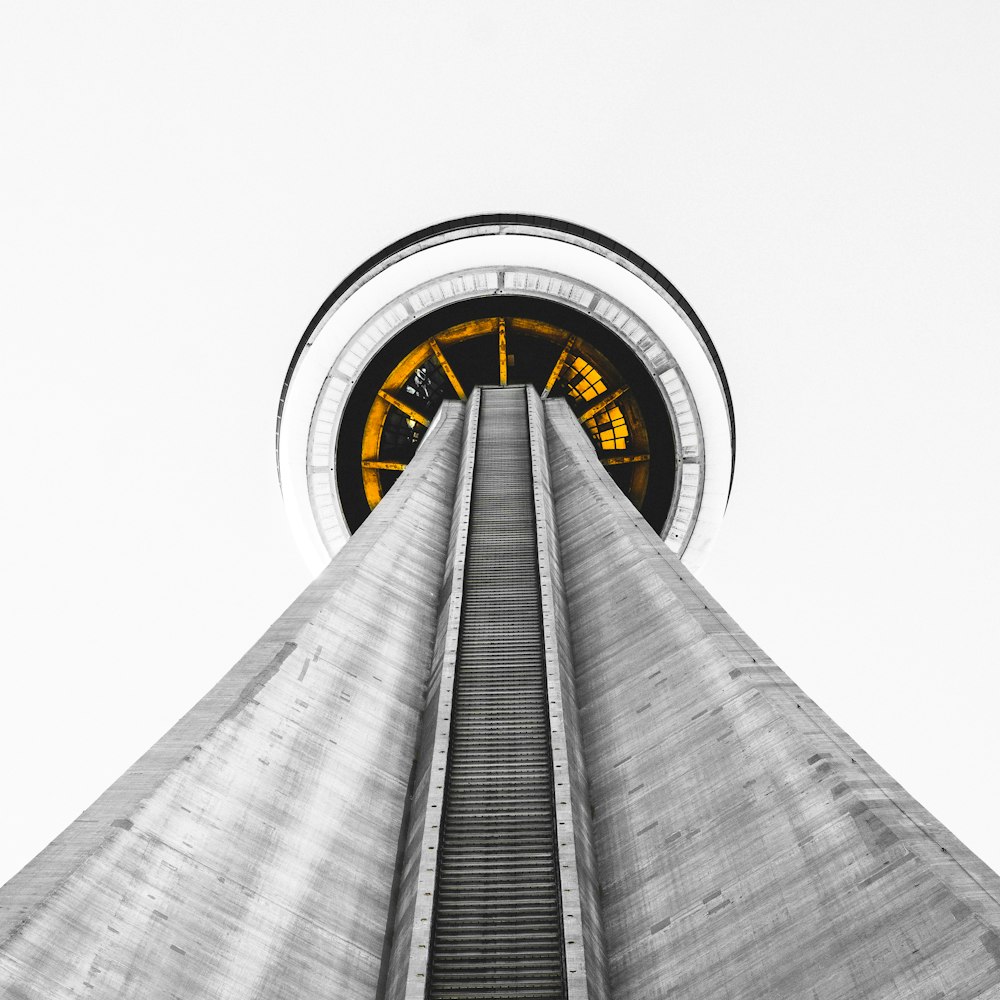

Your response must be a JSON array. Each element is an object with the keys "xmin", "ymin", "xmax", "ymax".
[
  {"xmin": 527, "ymin": 388, "xmax": 610, "ymax": 1000},
  {"xmin": 0, "ymin": 405, "xmax": 465, "ymax": 1000},
  {"xmin": 545, "ymin": 398, "xmax": 1000, "ymax": 999},
  {"xmin": 4, "ymin": 383, "xmax": 1000, "ymax": 1000},
  {"xmin": 387, "ymin": 386, "xmax": 603, "ymax": 1000},
  {"xmin": 384, "ymin": 392, "xmax": 482, "ymax": 1000}
]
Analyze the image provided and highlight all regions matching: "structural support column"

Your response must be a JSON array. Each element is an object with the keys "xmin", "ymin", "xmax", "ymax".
[
  {"xmin": 0, "ymin": 404, "xmax": 468, "ymax": 1000},
  {"xmin": 545, "ymin": 396, "xmax": 1000, "ymax": 1000},
  {"xmin": 383, "ymin": 389, "xmax": 482, "ymax": 1000},
  {"xmin": 526, "ymin": 389, "xmax": 610, "ymax": 1000},
  {"xmin": 388, "ymin": 386, "xmax": 606, "ymax": 1000}
]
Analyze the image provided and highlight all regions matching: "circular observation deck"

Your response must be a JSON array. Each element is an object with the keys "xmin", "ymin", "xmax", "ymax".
[{"xmin": 278, "ymin": 215, "xmax": 734, "ymax": 575}]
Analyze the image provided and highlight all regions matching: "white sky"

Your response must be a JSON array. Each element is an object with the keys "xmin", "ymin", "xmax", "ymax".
[{"xmin": 1, "ymin": 3, "xmax": 999, "ymax": 885}]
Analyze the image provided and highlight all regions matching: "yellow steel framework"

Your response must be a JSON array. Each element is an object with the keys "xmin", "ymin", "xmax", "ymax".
[
  {"xmin": 359, "ymin": 317, "xmax": 651, "ymax": 512},
  {"xmin": 498, "ymin": 318, "xmax": 508, "ymax": 386},
  {"xmin": 429, "ymin": 338, "xmax": 466, "ymax": 400}
]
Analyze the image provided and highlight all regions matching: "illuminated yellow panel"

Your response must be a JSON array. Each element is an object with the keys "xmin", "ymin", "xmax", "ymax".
[
  {"xmin": 579, "ymin": 386, "xmax": 628, "ymax": 424},
  {"xmin": 584, "ymin": 404, "xmax": 629, "ymax": 451},
  {"xmin": 564, "ymin": 357, "xmax": 606, "ymax": 402}
]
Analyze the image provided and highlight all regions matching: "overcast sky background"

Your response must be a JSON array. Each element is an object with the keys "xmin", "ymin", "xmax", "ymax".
[{"xmin": 1, "ymin": 3, "xmax": 999, "ymax": 885}]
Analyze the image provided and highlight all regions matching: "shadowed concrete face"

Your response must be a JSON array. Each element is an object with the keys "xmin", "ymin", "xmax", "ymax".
[
  {"xmin": 545, "ymin": 399, "xmax": 1000, "ymax": 999},
  {"xmin": 0, "ymin": 406, "xmax": 465, "ymax": 999}
]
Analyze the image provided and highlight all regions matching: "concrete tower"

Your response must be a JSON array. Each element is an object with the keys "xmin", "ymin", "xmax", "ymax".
[{"xmin": 2, "ymin": 216, "xmax": 999, "ymax": 999}]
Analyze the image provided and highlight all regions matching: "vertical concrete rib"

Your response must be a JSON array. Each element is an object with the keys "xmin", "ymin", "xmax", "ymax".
[
  {"xmin": 384, "ymin": 389, "xmax": 482, "ymax": 1000},
  {"xmin": 0, "ymin": 404, "xmax": 466, "ymax": 1000},
  {"xmin": 545, "ymin": 396, "xmax": 1000, "ymax": 1000},
  {"xmin": 526, "ymin": 388, "xmax": 609, "ymax": 1000},
  {"xmin": 391, "ymin": 386, "xmax": 607, "ymax": 1000},
  {"xmin": 427, "ymin": 386, "xmax": 564, "ymax": 999}
]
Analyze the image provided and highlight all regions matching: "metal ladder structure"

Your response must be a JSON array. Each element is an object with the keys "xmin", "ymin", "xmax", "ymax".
[{"xmin": 427, "ymin": 386, "xmax": 567, "ymax": 1000}]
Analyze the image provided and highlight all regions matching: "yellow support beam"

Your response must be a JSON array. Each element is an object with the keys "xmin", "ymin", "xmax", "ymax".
[
  {"xmin": 578, "ymin": 385, "xmax": 629, "ymax": 423},
  {"xmin": 498, "ymin": 318, "xmax": 508, "ymax": 386},
  {"xmin": 362, "ymin": 459, "xmax": 408, "ymax": 471},
  {"xmin": 377, "ymin": 390, "xmax": 430, "ymax": 426},
  {"xmin": 429, "ymin": 338, "xmax": 466, "ymax": 400},
  {"xmin": 600, "ymin": 453, "xmax": 650, "ymax": 466},
  {"xmin": 541, "ymin": 336, "xmax": 575, "ymax": 398}
]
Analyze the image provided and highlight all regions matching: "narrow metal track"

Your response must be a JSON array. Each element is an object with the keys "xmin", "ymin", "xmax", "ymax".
[{"xmin": 427, "ymin": 386, "xmax": 566, "ymax": 1000}]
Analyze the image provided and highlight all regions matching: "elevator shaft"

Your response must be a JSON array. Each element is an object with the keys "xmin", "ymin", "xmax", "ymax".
[{"xmin": 427, "ymin": 387, "xmax": 566, "ymax": 1000}]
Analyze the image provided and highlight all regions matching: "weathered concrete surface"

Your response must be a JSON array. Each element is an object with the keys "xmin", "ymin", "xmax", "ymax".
[
  {"xmin": 0, "ymin": 404, "xmax": 465, "ymax": 1000},
  {"xmin": 527, "ymin": 387, "xmax": 609, "ymax": 1000},
  {"xmin": 546, "ymin": 398, "xmax": 1000, "ymax": 1000},
  {"xmin": 389, "ymin": 386, "xmax": 609, "ymax": 1000},
  {"xmin": 384, "ymin": 391, "xmax": 481, "ymax": 1000}
]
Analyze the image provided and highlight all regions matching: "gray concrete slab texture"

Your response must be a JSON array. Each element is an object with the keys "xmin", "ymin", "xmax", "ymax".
[
  {"xmin": 3, "ymin": 386, "xmax": 999, "ymax": 998},
  {"xmin": 3, "ymin": 216, "xmax": 999, "ymax": 997}
]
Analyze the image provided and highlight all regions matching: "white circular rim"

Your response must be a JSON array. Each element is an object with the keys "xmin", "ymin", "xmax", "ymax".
[{"xmin": 278, "ymin": 218, "xmax": 733, "ymax": 575}]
